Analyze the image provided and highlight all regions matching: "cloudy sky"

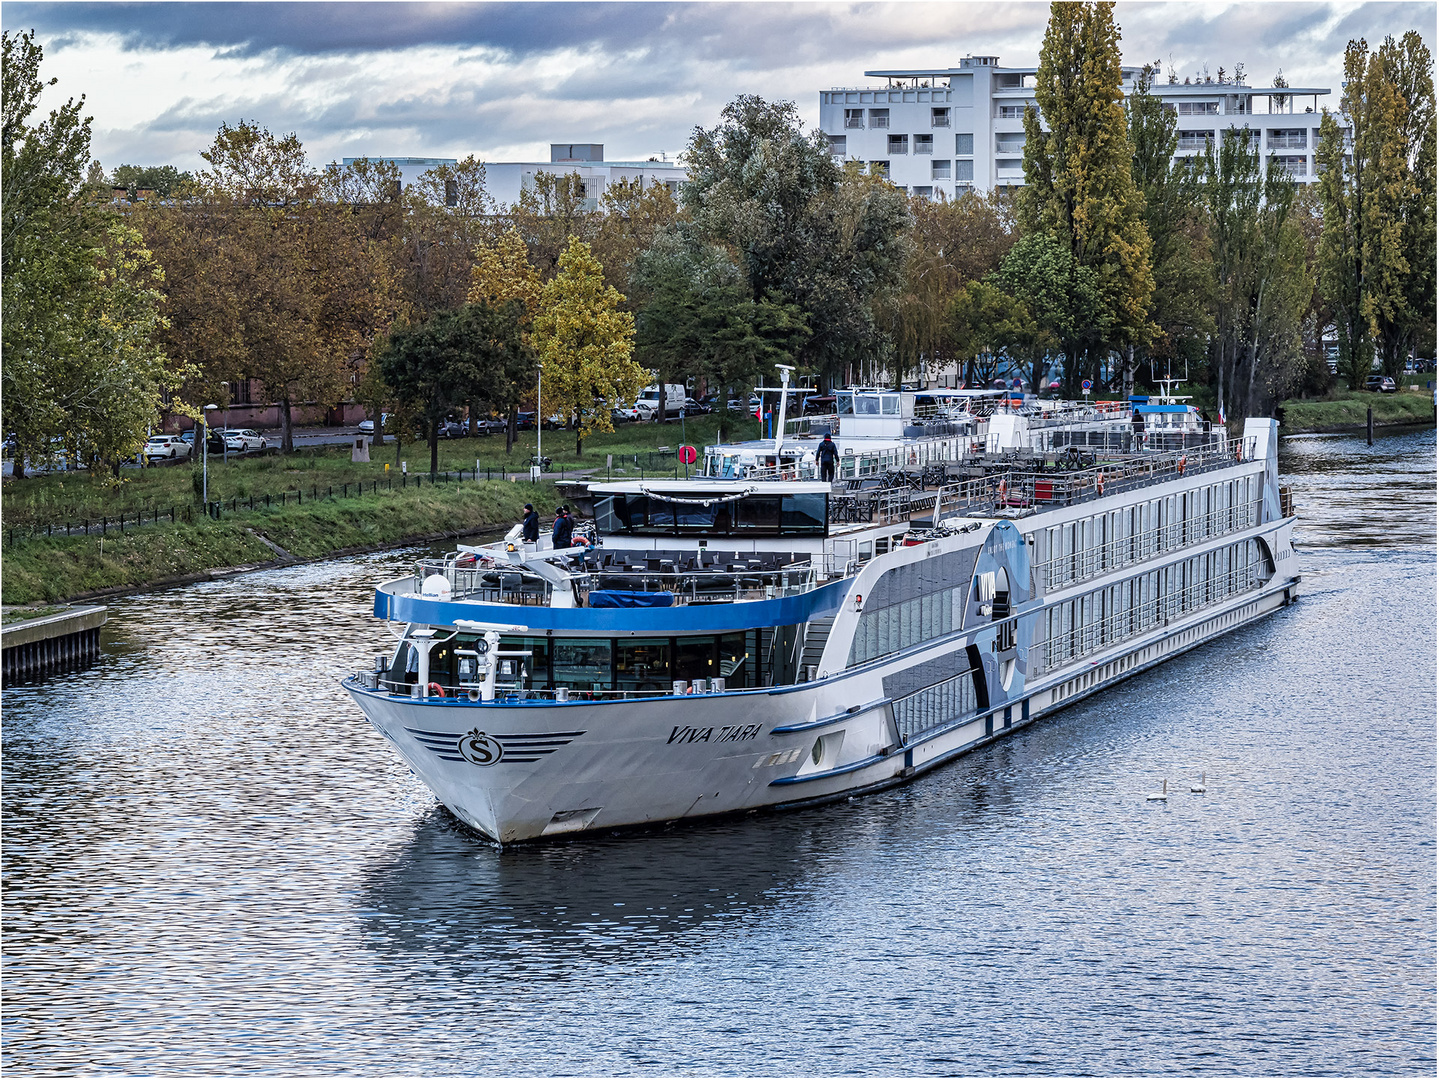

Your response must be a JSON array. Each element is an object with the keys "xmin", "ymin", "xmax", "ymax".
[{"xmin": 6, "ymin": 1, "xmax": 1434, "ymax": 173}]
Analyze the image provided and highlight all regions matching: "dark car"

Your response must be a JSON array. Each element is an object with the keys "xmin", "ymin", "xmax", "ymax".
[
  {"xmin": 1364, "ymin": 375, "xmax": 1397, "ymax": 393},
  {"xmin": 437, "ymin": 420, "xmax": 465, "ymax": 439},
  {"xmin": 516, "ymin": 411, "xmax": 536, "ymax": 431},
  {"xmin": 475, "ymin": 418, "xmax": 506, "ymax": 435}
]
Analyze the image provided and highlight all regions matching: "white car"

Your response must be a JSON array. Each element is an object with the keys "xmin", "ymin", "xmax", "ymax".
[
  {"xmin": 221, "ymin": 429, "xmax": 267, "ymax": 453},
  {"xmin": 143, "ymin": 435, "xmax": 189, "ymax": 462},
  {"xmin": 358, "ymin": 413, "xmax": 389, "ymax": 434},
  {"xmin": 611, "ymin": 402, "xmax": 653, "ymax": 423}
]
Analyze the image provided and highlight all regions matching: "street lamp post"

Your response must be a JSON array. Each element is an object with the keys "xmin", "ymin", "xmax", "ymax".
[
  {"xmin": 536, "ymin": 363, "xmax": 543, "ymax": 466},
  {"xmin": 203, "ymin": 404, "xmax": 218, "ymax": 507},
  {"xmin": 221, "ymin": 382, "xmax": 229, "ymax": 463}
]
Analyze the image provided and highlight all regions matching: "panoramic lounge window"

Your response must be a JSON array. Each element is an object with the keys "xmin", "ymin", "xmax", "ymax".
[{"xmin": 595, "ymin": 493, "xmax": 826, "ymax": 537}]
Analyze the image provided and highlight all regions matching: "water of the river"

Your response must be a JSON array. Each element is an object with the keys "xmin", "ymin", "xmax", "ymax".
[{"xmin": 3, "ymin": 427, "xmax": 1434, "ymax": 1076}]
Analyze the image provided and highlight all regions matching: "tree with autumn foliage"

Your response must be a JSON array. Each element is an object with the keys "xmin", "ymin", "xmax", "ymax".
[
  {"xmin": 532, "ymin": 236, "xmax": 646, "ymax": 454},
  {"xmin": 1020, "ymin": 0, "xmax": 1155, "ymax": 394},
  {"xmin": 1318, "ymin": 34, "xmax": 1435, "ymax": 389},
  {"xmin": 467, "ymin": 228, "xmax": 544, "ymax": 451},
  {"xmin": 1, "ymin": 30, "xmax": 180, "ymax": 478}
]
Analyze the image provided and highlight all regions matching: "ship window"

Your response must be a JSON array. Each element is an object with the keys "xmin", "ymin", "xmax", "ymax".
[
  {"xmin": 553, "ymin": 638, "xmax": 611, "ymax": 692},
  {"xmin": 836, "ymin": 391, "xmax": 855, "ymax": 415},
  {"xmin": 881, "ymin": 395, "xmax": 901, "ymax": 415},
  {"xmin": 854, "ymin": 395, "xmax": 881, "ymax": 415},
  {"xmin": 615, "ymin": 638, "xmax": 671, "ymax": 693}
]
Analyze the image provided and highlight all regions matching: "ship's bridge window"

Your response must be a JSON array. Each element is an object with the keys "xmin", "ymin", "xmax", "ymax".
[
  {"xmin": 836, "ymin": 391, "xmax": 855, "ymax": 415},
  {"xmin": 881, "ymin": 395, "xmax": 901, "ymax": 415},
  {"xmin": 854, "ymin": 394, "xmax": 881, "ymax": 415}
]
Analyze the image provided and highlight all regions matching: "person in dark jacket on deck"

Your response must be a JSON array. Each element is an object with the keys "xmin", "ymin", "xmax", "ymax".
[
  {"xmin": 521, "ymin": 503, "xmax": 540, "ymax": 543},
  {"xmin": 816, "ymin": 433, "xmax": 839, "ymax": 482},
  {"xmin": 553, "ymin": 506, "xmax": 574, "ymax": 547}
]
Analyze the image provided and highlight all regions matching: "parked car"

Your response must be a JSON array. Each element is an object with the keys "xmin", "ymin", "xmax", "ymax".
[
  {"xmin": 222, "ymin": 428, "xmax": 268, "ymax": 453},
  {"xmin": 178, "ymin": 430, "xmax": 196, "ymax": 446},
  {"xmin": 611, "ymin": 402, "xmax": 653, "ymax": 423},
  {"xmin": 437, "ymin": 420, "xmax": 465, "ymax": 439},
  {"xmin": 1364, "ymin": 375, "xmax": 1398, "ymax": 393},
  {"xmin": 144, "ymin": 434, "xmax": 189, "ymax": 463},
  {"xmin": 516, "ymin": 411, "xmax": 536, "ymax": 430},
  {"xmin": 357, "ymin": 413, "xmax": 389, "ymax": 435},
  {"xmin": 475, "ymin": 417, "xmax": 506, "ymax": 435}
]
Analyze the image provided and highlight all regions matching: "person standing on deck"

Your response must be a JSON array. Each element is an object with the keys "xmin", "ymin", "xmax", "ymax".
[
  {"xmin": 816, "ymin": 433, "xmax": 839, "ymax": 482},
  {"xmin": 553, "ymin": 506, "xmax": 574, "ymax": 548},
  {"xmin": 521, "ymin": 503, "xmax": 540, "ymax": 544}
]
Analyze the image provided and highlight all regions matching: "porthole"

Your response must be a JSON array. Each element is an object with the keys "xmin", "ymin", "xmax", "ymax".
[{"xmin": 811, "ymin": 738, "xmax": 824, "ymax": 765}]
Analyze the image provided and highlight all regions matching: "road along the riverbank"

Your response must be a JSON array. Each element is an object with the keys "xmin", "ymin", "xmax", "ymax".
[{"xmin": 1, "ymin": 478, "xmax": 556, "ymax": 605}]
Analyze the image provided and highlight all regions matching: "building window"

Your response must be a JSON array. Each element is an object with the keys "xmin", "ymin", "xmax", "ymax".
[
  {"xmin": 932, "ymin": 107, "xmax": 951, "ymax": 128},
  {"xmin": 955, "ymin": 132, "xmax": 974, "ymax": 155},
  {"xmin": 845, "ymin": 109, "xmax": 865, "ymax": 129},
  {"xmin": 829, "ymin": 134, "xmax": 847, "ymax": 156},
  {"xmin": 1176, "ymin": 130, "xmax": 1214, "ymax": 151},
  {"xmin": 1177, "ymin": 101, "xmax": 1219, "ymax": 115},
  {"xmin": 996, "ymin": 158, "xmax": 1023, "ymax": 173},
  {"xmin": 997, "ymin": 104, "xmax": 1033, "ymax": 119},
  {"xmin": 869, "ymin": 108, "xmax": 890, "ymax": 129},
  {"xmin": 995, "ymin": 134, "xmax": 1025, "ymax": 154},
  {"xmin": 913, "ymin": 186, "xmax": 934, "ymax": 198},
  {"xmin": 932, "ymin": 160, "xmax": 951, "ymax": 180},
  {"xmin": 1268, "ymin": 128, "xmax": 1307, "ymax": 149},
  {"xmin": 1272, "ymin": 155, "xmax": 1307, "ymax": 177},
  {"xmin": 914, "ymin": 134, "xmax": 933, "ymax": 155},
  {"xmin": 869, "ymin": 161, "xmax": 890, "ymax": 179},
  {"xmin": 887, "ymin": 134, "xmax": 908, "ymax": 155},
  {"xmin": 955, "ymin": 159, "xmax": 974, "ymax": 182}
]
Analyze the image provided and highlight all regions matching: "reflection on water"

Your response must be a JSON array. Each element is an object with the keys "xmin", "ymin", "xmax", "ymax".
[
  {"xmin": 2, "ymin": 434, "xmax": 1434, "ymax": 1074},
  {"xmin": 1281, "ymin": 424, "xmax": 1435, "ymax": 548}
]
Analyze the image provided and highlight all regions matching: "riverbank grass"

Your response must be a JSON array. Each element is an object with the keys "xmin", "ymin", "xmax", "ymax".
[
  {"xmin": 1281, "ymin": 390, "xmax": 1435, "ymax": 431},
  {"xmin": 1, "ymin": 478, "xmax": 556, "ymax": 605}
]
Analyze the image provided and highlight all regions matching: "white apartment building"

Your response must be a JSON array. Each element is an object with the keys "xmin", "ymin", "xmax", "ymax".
[
  {"xmin": 345, "ymin": 145, "xmax": 687, "ymax": 211},
  {"xmin": 819, "ymin": 55, "xmax": 1333, "ymax": 198}
]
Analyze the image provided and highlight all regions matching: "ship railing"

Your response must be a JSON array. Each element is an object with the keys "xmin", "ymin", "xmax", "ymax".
[
  {"xmin": 1035, "ymin": 562, "xmax": 1265, "ymax": 672},
  {"xmin": 365, "ymin": 676, "xmax": 737, "ymax": 702},
  {"xmin": 413, "ymin": 559, "xmax": 555, "ymax": 606},
  {"xmin": 1001, "ymin": 437, "xmax": 1254, "ymax": 508},
  {"xmin": 581, "ymin": 561, "xmax": 821, "ymax": 605},
  {"xmin": 1036, "ymin": 500, "xmax": 1263, "ymax": 590}
]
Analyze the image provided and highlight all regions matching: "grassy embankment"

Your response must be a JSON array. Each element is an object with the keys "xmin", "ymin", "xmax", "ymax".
[
  {"xmin": 1280, "ymin": 389, "xmax": 1436, "ymax": 432},
  {"xmin": 0, "ymin": 415, "xmax": 750, "ymax": 605}
]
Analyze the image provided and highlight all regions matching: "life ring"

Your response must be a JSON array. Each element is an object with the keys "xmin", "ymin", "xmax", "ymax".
[
  {"xmin": 427, "ymin": 682, "xmax": 445, "ymax": 698},
  {"xmin": 1235, "ymin": 442, "xmax": 1243, "ymax": 462},
  {"xmin": 1096, "ymin": 471, "xmax": 1105, "ymax": 496},
  {"xmin": 997, "ymin": 479, "xmax": 1008, "ymax": 500},
  {"xmin": 908, "ymin": 449, "xmax": 917, "ymax": 465},
  {"xmin": 1177, "ymin": 455, "xmax": 1187, "ymax": 475}
]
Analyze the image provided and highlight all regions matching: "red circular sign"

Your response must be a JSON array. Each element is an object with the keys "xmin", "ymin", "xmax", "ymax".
[{"xmin": 678, "ymin": 444, "xmax": 698, "ymax": 465}]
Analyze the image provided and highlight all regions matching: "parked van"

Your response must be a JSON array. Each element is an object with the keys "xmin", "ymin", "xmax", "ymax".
[{"xmin": 635, "ymin": 383, "xmax": 687, "ymax": 420}]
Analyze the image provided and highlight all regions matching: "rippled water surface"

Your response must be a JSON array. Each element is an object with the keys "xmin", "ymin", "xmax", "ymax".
[{"xmin": 4, "ymin": 428, "xmax": 1434, "ymax": 1075}]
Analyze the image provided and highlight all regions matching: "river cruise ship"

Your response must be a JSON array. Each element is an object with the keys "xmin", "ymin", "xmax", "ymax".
[{"xmin": 343, "ymin": 375, "xmax": 1299, "ymax": 843}]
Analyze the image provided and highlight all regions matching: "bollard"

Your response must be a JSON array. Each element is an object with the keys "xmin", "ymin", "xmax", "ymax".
[{"xmin": 1367, "ymin": 405, "xmax": 1374, "ymax": 446}]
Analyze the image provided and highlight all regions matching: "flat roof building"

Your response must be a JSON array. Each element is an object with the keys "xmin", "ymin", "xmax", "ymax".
[
  {"xmin": 819, "ymin": 55, "xmax": 1334, "ymax": 198},
  {"xmin": 344, "ymin": 145, "xmax": 687, "ymax": 211}
]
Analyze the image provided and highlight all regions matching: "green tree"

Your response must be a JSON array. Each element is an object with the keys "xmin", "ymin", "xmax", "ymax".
[
  {"xmin": 2, "ymin": 30, "xmax": 179, "ymax": 478},
  {"xmin": 993, "ymin": 232, "xmax": 1102, "ymax": 394},
  {"xmin": 109, "ymin": 163, "xmax": 194, "ymax": 198},
  {"xmin": 532, "ymin": 236, "xmax": 646, "ymax": 454},
  {"xmin": 682, "ymin": 96, "xmax": 910, "ymax": 387},
  {"xmin": 1020, "ymin": 0, "xmax": 1155, "ymax": 393},
  {"xmin": 1204, "ymin": 131, "xmax": 1311, "ymax": 419},
  {"xmin": 1316, "ymin": 38, "xmax": 1423, "ymax": 389},
  {"xmin": 1126, "ymin": 62, "xmax": 1213, "ymax": 394},
  {"xmin": 948, "ymin": 279, "xmax": 1030, "ymax": 387},
  {"xmin": 469, "ymin": 228, "xmax": 544, "ymax": 451},
  {"xmin": 378, "ymin": 302, "xmax": 526, "ymax": 479}
]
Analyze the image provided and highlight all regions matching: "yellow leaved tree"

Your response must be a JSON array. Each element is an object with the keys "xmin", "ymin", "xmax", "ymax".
[
  {"xmin": 468, "ymin": 228, "xmax": 544, "ymax": 451},
  {"xmin": 532, "ymin": 236, "xmax": 645, "ymax": 454}
]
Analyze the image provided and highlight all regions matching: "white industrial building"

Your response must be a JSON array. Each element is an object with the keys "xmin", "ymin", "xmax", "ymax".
[
  {"xmin": 343, "ymin": 145, "xmax": 687, "ymax": 211},
  {"xmin": 819, "ymin": 55, "xmax": 1334, "ymax": 198}
]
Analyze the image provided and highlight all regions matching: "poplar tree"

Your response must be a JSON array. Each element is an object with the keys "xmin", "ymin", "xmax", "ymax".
[{"xmin": 1019, "ymin": 0, "xmax": 1155, "ymax": 393}]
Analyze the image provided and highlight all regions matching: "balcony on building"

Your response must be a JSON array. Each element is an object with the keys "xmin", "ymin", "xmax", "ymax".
[
  {"xmin": 914, "ymin": 134, "xmax": 934, "ymax": 155},
  {"xmin": 932, "ymin": 108, "xmax": 951, "ymax": 128}
]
